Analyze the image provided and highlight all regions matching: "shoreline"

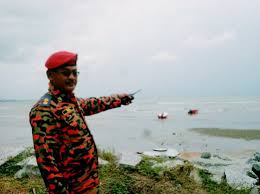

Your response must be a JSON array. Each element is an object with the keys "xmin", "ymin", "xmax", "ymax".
[{"xmin": 1, "ymin": 127, "xmax": 260, "ymax": 164}]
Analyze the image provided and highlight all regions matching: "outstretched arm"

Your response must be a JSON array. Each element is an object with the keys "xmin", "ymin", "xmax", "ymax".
[
  {"xmin": 77, "ymin": 94, "xmax": 134, "ymax": 116},
  {"xmin": 30, "ymin": 108, "xmax": 68, "ymax": 194}
]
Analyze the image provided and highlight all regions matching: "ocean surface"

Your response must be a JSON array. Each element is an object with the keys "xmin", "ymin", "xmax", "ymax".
[{"xmin": 1, "ymin": 96, "xmax": 260, "ymax": 164}]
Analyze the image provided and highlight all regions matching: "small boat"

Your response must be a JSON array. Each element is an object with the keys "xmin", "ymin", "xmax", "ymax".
[
  {"xmin": 188, "ymin": 109, "xmax": 198, "ymax": 115},
  {"xmin": 157, "ymin": 112, "xmax": 168, "ymax": 119},
  {"xmin": 153, "ymin": 148, "xmax": 168, "ymax": 152}
]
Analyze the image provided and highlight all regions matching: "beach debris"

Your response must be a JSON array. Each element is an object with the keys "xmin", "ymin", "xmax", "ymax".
[
  {"xmin": 178, "ymin": 152, "xmax": 201, "ymax": 160},
  {"xmin": 247, "ymin": 170, "xmax": 258, "ymax": 179},
  {"xmin": 142, "ymin": 148, "xmax": 179, "ymax": 158},
  {"xmin": 153, "ymin": 159, "xmax": 184, "ymax": 169},
  {"xmin": 248, "ymin": 152, "xmax": 260, "ymax": 164},
  {"xmin": 190, "ymin": 157, "xmax": 233, "ymax": 168},
  {"xmin": 32, "ymin": 188, "xmax": 36, "ymax": 194},
  {"xmin": 157, "ymin": 112, "xmax": 168, "ymax": 119},
  {"xmin": 188, "ymin": 153, "xmax": 259, "ymax": 189},
  {"xmin": 201, "ymin": 152, "xmax": 211, "ymax": 159},
  {"xmin": 253, "ymin": 152, "xmax": 260, "ymax": 162},
  {"xmin": 250, "ymin": 186, "xmax": 259, "ymax": 194},
  {"xmin": 15, "ymin": 156, "xmax": 40, "ymax": 179},
  {"xmin": 99, "ymin": 158, "xmax": 109, "ymax": 166},
  {"xmin": 176, "ymin": 184, "xmax": 182, "ymax": 189},
  {"xmin": 189, "ymin": 168, "xmax": 203, "ymax": 184},
  {"xmin": 224, "ymin": 168, "xmax": 258, "ymax": 189},
  {"xmin": 207, "ymin": 168, "xmax": 226, "ymax": 184},
  {"xmin": 252, "ymin": 164, "xmax": 260, "ymax": 181},
  {"xmin": 188, "ymin": 109, "xmax": 198, "ymax": 115},
  {"xmin": 16, "ymin": 155, "xmax": 38, "ymax": 167},
  {"xmin": 212, "ymin": 154, "xmax": 232, "ymax": 161},
  {"xmin": 118, "ymin": 152, "xmax": 142, "ymax": 167},
  {"xmin": 247, "ymin": 152, "xmax": 260, "ymax": 184}
]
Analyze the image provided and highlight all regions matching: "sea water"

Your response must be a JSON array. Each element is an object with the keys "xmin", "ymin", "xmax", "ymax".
[
  {"xmin": 0, "ymin": 96, "xmax": 260, "ymax": 163},
  {"xmin": 90, "ymin": 96, "xmax": 260, "ymax": 155}
]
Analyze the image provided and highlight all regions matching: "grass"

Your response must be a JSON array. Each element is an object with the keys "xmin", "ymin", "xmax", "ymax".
[
  {"xmin": 0, "ymin": 148, "xmax": 46, "ymax": 194},
  {"xmin": 191, "ymin": 128, "xmax": 260, "ymax": 140},
  {"xmin": 0, "ymin": 148, "xmax": 255, "ymax": 194},
  {"xmin": 0, "ymin": 176, "xmax": 46, "ymax": 194},
  {"xmin": 98, "ymin": 149, "xmax": 118, "ymax": 163}
]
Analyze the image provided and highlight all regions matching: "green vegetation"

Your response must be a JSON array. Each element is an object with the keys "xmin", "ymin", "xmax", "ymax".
[
  {"xmin": 0, "ymin": 148, "xmax": 46, "ymax": 194},
  {"xmin": 0, "ymin": 148, "xmax": 32, "ymax": 176},
  {"xmin": 98, "ymin": 149, "xmax": 118, "ymax": 163},
  {"xmin": 191, "ymin": 128, "xmax": 260, "ymax": 140},
  {"xmin": 0, "ymin": 148, "xmax": 254, "ymax": 194}
]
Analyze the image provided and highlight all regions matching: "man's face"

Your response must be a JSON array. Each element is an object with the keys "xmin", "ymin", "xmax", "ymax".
[{"xmin": 48, "ymin": 65, "xmax": 78, "ymax": 93}]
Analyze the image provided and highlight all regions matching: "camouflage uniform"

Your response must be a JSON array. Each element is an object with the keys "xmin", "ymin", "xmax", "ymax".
[{"xmin": 29, "ymin": 84, "xmax": 123, "ymax": 194}]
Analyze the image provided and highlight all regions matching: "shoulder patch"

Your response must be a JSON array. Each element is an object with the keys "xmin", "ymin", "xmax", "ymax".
[{"xmin": 39, "ymin": 93, "xmax": 52, "ymax": 107}]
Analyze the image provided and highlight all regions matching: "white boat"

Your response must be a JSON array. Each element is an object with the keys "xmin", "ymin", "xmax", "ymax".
[{"xmin": 157, "ymin": 112, "xmax": 168, "ymax": 119}]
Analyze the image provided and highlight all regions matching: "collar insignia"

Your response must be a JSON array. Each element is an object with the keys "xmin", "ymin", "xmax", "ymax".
[{"xmin": 43, "ymin": 98, "xmax": 49, "ymax": 104}]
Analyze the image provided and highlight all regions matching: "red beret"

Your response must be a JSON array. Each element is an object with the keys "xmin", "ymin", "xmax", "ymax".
[{"xmin": 45, "ymin": 51, "xmax": 77, "ymax": 69}]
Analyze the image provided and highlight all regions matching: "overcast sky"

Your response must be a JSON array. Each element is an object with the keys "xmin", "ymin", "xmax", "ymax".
[{"xmin": 0, "ymin": 0, "xmax": 259, "ymax": 99}]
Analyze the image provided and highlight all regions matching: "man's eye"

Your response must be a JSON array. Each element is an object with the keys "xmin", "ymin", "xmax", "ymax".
[
  {"xmin": 61, "ymin": 71, "xmax": 71, "ymax": 76},
  {"xmin": 59, "ymin": 70, "xmax": 79, "ymax": 77}
]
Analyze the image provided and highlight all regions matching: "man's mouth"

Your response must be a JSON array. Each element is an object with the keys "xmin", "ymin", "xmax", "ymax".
[{"xmin": 65, "ymin": 80, "xmax": 76, "ymax": 87}]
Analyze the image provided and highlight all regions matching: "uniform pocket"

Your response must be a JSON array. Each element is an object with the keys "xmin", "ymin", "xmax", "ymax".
[
  {"xmin": 54, "ymin": 103, "xmax": 79, "ymax": 127},
  {"xmin": 63, "ymin": 111, "xmax": 79, "ymax": 127}
]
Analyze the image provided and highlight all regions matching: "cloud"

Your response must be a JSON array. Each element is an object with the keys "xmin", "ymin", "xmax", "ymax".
[
  {"xmin": 183, "ymin": 31, "xmax": 236, "ymax": 49},
  {"xmin": 149, "ymin": 51, "xmax": 177, "ymax": 64},
  {"xmin": 0, "ymin": 0, "xmax": 260, "ymax": 98}
]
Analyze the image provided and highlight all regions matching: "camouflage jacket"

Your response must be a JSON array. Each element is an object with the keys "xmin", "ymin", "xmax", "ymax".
[{"xmin": 29, "ymin": 84, "xmax": 123, "ymax": 194}]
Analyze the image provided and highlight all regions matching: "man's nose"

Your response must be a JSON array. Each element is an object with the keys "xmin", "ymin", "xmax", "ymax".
[{"xmin": 68, "ymin": 72, "xmax": 77, "ymax": 79}]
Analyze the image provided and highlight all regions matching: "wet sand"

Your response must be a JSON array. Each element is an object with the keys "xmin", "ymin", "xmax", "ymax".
[{"xmin": 191, "ymin": 128, "xmax": 260, "ymax": 140}]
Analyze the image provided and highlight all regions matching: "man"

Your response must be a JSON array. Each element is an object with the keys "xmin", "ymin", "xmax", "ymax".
[{"xmin": 29, "ymin": 51, "xmax": 134, "ymax": 194}]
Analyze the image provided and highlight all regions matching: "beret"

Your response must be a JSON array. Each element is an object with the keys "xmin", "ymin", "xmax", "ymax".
[{"xmin": 45, "ymin": 51, "xmax": 77, "ymax": 69}]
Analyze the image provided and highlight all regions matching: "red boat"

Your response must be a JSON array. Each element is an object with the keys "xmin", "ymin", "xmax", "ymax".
[{"xmin": 188, "ymin": 109, "xmax": 198, "ymax": 115}]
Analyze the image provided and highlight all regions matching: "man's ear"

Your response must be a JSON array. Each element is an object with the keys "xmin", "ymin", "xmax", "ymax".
[{"xmin": 46, "ymin": 70, "xmax": 54, "ymax": 80}]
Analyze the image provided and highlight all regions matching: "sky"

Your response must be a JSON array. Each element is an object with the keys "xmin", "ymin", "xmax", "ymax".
[{"xmin": 0, "ymin": 0, "xmax": 259, "ymax": 100}]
